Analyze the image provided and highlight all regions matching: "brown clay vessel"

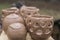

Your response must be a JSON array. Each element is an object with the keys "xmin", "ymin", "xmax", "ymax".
[{"xmin": 25, "ymin": 15, "xmax": 54, "ymax": 40}]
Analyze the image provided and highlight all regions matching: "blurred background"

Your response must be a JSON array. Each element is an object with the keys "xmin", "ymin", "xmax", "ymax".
[
  {"xmin": 0, "ymin": 0, "xmax": 60, "ymax": 19},
  {"xmin": 0, "ymin": 0, "xmax": 60, "ymax": 40}
]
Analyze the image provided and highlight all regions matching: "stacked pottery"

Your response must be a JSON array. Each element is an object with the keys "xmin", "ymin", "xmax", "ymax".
[
  {"xmin": 2, "ymin": 8, "xmax": 27, "ymax": 40},
  {"xmin": 2, "ymin": 14, "xmax": 24, "ymax": 33},
  {"xmin": 25, "ymin": 15, "xmax": 54, "ymax": 40},
  {"xmin": 20, "ymin": 6, "xmax": 40, "ymax": 20},
  {"xmin": 2, "ymin": 6, "xmax": 54, "ymax": 40}
]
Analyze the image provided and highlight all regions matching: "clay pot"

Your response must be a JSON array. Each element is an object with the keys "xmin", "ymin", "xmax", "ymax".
[
  {"xmin": 25, "ymin": 15, "xmax": 54, "ymax": 40},
  {"xmin": 20, "ymin": 6, "xmax": 40, "ymax": 19},
  {"xmin": 6, "ymin": 23, "xmax": 27, "ymax": 40},
  {"xmin": 2, "ymin": 7, "xmax": 19, "ymax": 19},
  {"xmin": 2, "ymin": 14, "xmax": 24, "ymax": 32}
]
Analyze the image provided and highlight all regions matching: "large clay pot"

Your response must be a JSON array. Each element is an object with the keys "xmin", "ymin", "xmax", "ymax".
[
  {"xmin": 2, "ymin": 14, "xmax": 24, "ymax": 32},
  {"xmin": 2, "ymin": 7, "xmax": 19, "ymax": 19},
  {"xmin": 20, "ymin": 6, "xmax": 40, "ymax": 19},
  {"xmin": 6, "ymin": 23, "xmax": 27, "ymax": 40},
  {"xmin": 25, "ymin": 15, "xmax": 54, "ymax": 40}
]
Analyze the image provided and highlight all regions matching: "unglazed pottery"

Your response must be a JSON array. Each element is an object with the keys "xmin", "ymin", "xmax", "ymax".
[
  {"xmin": 25, "ymin": 15, "xmax": 54, "ymax": 40},
  {"xmin": 20, "ymin": 6, "xmax": 40, "ymax": 19},
  {"xmin": 2, "ymin": 14, "xmax": 24, "ymax": 32},
  {"xmin": 6, "ymin": 23, "xmax": 27, "ymax": 40},
  {"xmin": 2, "ymin": 7, "xmax": 19, "ymax": 19}
]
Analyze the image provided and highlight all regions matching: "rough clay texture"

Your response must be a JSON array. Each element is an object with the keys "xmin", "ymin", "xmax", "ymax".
[
  {"xmin": 2, "ymin": 7, "xmax": 19, "ymax": 20},
  {"xmin": 2, "ymin": 14, "xmax": 24, "ymax": 32},
  {"xmin": 2, "ymin": 6, "xmax": 54, "ymax": 40},
  {"xmin": 0, "ymin": 31, "xmax": 54, "ymax": 40},
  {"xmin": 6, "ymin": 23, "xmax": 27, "ymax": 40},
  {"xmin": 25, "ymin": 15, "xmax": 54, "ymax": 40},
  {"xmin": 20, "ymin": 6, "xmax": 40, "ymax": 20}
]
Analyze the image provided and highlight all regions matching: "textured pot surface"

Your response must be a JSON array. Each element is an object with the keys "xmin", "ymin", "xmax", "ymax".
[
  {"xmin": 3, "ymin": 14, "xmax": 24, "ymax": 32},
  {"xmin": 25, "ymin": 15, "xmax": 54, "ymax": 40},
  {"xmin": 2, "ymin": 7, "xmax": 19, "ymax": 18},
  {"xmin": 6, "ymin": 23, "xmax": 27, "ymax": 40},
  {"xmin": 20, "ymin": 6, "xmax": 40, "ymax": 19}
]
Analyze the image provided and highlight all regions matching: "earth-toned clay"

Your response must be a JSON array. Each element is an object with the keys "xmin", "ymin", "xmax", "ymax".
[
  {"xmin": 2, "ymin": 7, "xmax": 19, "ymax": 19},
  {"xmin": 2, "ymin": 14, "xmax": 24, "ymax": 32},
  {"xmin": 6, "ymin": 23, "xmax": 27, "ymax": 40},
  {"xmin": 25, "ymin": 15, "xmax": 54, "ymax": 40},
  {"xmin": 20, "ymin": 6, "xmax": 40, "ymax": 19}
]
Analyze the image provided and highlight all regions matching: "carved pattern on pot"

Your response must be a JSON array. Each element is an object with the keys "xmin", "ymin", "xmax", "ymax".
[
  {"xmin": 2, "ymin": 7, "xmax": 19, "ymax": 19},
  {"xmin": 25, "ymin": 15, "xmax": 54, "ymax": 40},
  {"xmin": 20, "ymin": 6, "xmax": 40, "ymax": 19}
]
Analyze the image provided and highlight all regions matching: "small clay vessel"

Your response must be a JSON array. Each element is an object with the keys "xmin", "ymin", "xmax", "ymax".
[
  {"xmin": 2, "ymin": 7, "xmax": 19, "ymax": 19},
  {"xmin": 20, "ymin": 6, "xmax": 40, "ymax": 19},
  {"xmin": 6, "ymin": 23, "xmax": 27, "ymax": 40},
  {"xmin": 2, "ymin": 14, "xmax": 24, "ymax": 32},
  {"xmin": 25, "ymin": 15, "xmax": 54, "ymax": 40}
]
